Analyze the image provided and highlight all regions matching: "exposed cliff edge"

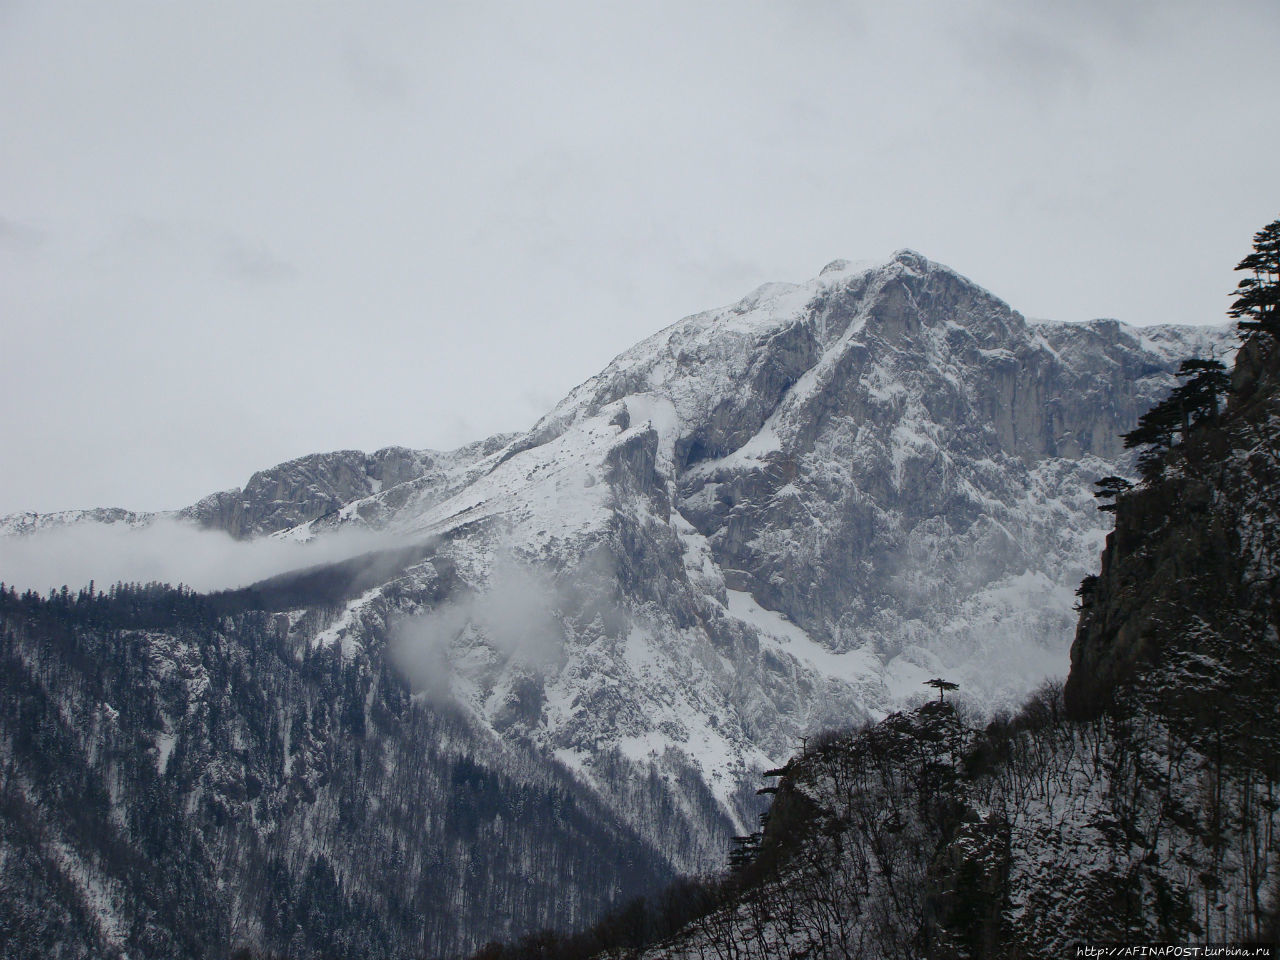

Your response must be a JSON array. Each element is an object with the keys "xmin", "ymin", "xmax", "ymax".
[
  {"xmin": 502, "ymin": 328, "xmax": 1280, "ymax": 958},
  {"xmin": 1066, "ymin": 332, "xmax": 1280, "ymax": 749}
]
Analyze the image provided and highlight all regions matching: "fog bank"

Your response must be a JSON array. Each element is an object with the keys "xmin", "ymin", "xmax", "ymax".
[{"xmin": 0, "ymin": 518, "xmax": 407, "ymax": 593}]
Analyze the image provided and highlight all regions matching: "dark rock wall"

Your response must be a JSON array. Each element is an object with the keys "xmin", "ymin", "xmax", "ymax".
[{"xmin": 1066, "ymin": 333, "xmax": 1280, "ymax": 758}]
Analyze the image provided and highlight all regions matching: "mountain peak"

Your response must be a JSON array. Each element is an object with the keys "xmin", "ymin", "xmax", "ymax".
[
  {"xmin": 815, "ymin": 255, "xmax": 892, "ymax": 281},
  {"xmin": 889, "ymin": 247, "xmax": 930, "ymax": 272},
  {"xmin": 813, "ymin": 249, "xmax": 966, "ymax": 296}
]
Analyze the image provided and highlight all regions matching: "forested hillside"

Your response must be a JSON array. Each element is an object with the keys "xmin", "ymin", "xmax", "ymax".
[{"xmin": 0, "ymin": 572, "xmax": 674, "ymax": 959}]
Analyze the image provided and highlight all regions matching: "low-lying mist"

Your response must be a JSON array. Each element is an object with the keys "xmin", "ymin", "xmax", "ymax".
[
  {"xmin": 391, "ymin": 552, "xmax": 617, "ymax": 702},
  {"xmin": 0, "ymin": 518, "xmax": 410, "ymax": 594}
]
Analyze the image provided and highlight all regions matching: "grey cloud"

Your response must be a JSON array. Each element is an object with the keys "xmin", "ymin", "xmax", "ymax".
[
  {"xmin": 0, "ymin": 518, "xmax": 410, "ymax": 593},
  {"xmin": 106, "ymin": 218, "xmax": 295, "ymax": 285},
  {"xmin": 221, "ymin": 236, "xmax": 298, "ymax": 284},
  {"xmin": 390, "ymin": 552, "xmax": 612, "ymax": 702},
  {"xmin": 950, "ymin": 13, "xmax": 1093, "ymax": 106},
  {"xmin": 0, "ymin": 215, "xmax": 45, "ymax": 251},
  {"xmin": 342, "ymin": 41, "xmax": 410, "ymax": 104},
  {"xmin": 1, "ymin": 1, "xmax": 1277, "ymax": 515}
]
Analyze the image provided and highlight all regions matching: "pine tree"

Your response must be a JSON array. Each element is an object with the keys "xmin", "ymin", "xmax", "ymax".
[
  {"xmin": 924, "ymin": 678, "xmax": 959, "ymax": 701},
  {"xmin": 1173, "ymin": 358, "xmax": 1230, "ymax": 428},
  {"xmin": 1121, "ymin": 357, "xmax": 1232, "ymax": 483},
  {"xmin": 1122, "ymin": 400, "xmax": 1181, "ymax": 482},
  {"xmin": 1093, "ymin": 475, "xmax": 1134, "ymax": 513},
  {"xmin": 1229, "ymin": 217, "xmax": 1280, "ymax": 340}
]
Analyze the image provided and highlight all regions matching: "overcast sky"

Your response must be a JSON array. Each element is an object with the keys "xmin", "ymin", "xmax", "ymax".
[{"xmin": 2, "ymin": 1, "xmax": 1279, "ymax": 515}]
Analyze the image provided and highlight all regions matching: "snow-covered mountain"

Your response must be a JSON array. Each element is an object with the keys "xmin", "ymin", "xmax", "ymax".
[
  {"xmin": 0, "ymin": 251, "xmax": 1234, "ymax": 955},
  {"xmin": 241, "ymin": 252, "xmax": 1225, "ymax": 832},
  {"xmin": 581, "ymin": 293, "xmax": 1280, "ymax": 960}
]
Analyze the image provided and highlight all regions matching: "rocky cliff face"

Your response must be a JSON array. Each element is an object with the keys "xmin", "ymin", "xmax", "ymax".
[
  {"xmin": 0, "ymin": 252, "xmax": 1235, "ymax": 957},
  {"xmin": 180, "ymin": 448, "xmax": 427, "ymax": 538},
  {"xmin": 0, "ymin": 437, "xmax": 515, "ymax": 541},
  {"xmin": 180, "ymin": 435, "xmax": 519, "ymax": 539},
  {"xmin": 1066, "ymin": 330, "xmax": 1280, "ymax": 753},
  {"xmin": 617, "ymin": 331, "xmax": 1279, "ymax": 960}
]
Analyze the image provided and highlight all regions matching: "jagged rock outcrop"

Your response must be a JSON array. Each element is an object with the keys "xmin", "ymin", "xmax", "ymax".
[
  {"xmin": 0, "ymin": 506, "xmax": 151, "ymax": 538},
  {"xmin": 180, "ymin": 435, "xmax": 520, "ymax": 538},
  {"xmin": 0, "ymin": 437, "xmax": 516, "ymax": 542}
]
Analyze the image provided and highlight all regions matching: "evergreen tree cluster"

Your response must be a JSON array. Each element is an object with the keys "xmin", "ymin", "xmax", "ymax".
[
  {"xmin": 1120, "ymin": 357, "xmax": 1231, "ymax": 482},
  {"xmin": 0, "ymin": 577, "xmax": 674, "ymax": 959},
  {"xmin": 1098, "ymin": 214, "xmax": 1279, "ymax": 493},
  {"xmin": 1230, "ymin": 218, "xmax": 1280, "ymax": 340}
]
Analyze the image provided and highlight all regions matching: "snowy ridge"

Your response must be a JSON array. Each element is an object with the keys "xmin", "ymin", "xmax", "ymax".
[
  {"xmin": 248, "ymin": 251, "xmax": 1231, "ymax": 856},
  {"xmin": 0, "ymin": 507, "xmax": 161, "ymax": 538},
  {"xmin": 0, "ymin": 252, "xmax": 1235, "ymax": 881}
]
